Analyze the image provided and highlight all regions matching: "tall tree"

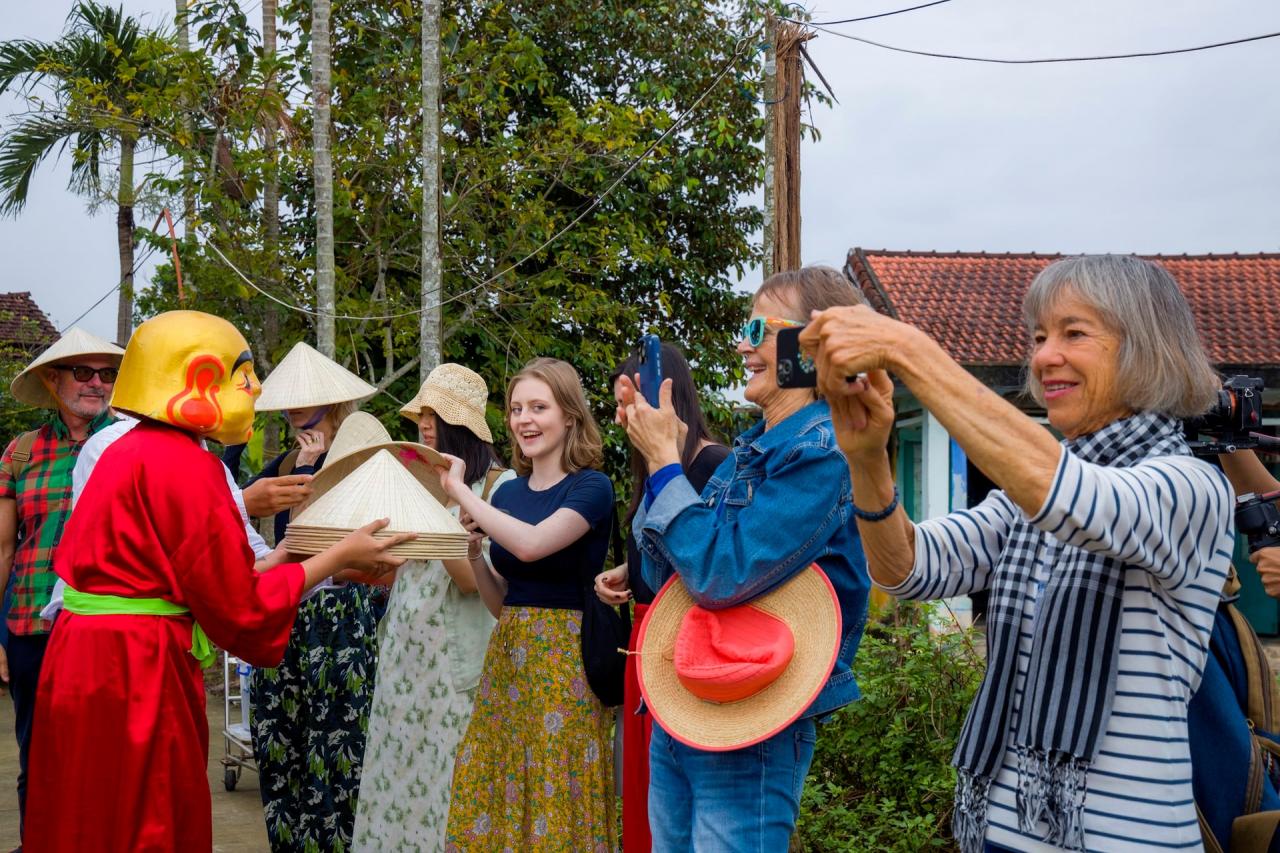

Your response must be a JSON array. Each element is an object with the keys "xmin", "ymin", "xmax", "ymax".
[
  {"xmin": 419, "ymin": 0, "xmax": 442, "ymax": 382},
  {"xmin": 0, "ymin": 2, "xmax": 172, "ymax": 343},
  {"xmin": 311, "ymin": 0, "xmax": 335, "ymax": 356}
]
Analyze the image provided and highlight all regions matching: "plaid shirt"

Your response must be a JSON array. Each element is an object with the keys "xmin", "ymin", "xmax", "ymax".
[{"xmin": 1, "ymin": 411, "xmax": 113, "ymax": 635}]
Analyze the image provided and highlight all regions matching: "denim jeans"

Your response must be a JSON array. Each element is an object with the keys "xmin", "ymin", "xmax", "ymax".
[
  {"xmin": 649, "ymin": 716, "xmax": 817, "ymax": 852},
  {"xmin": 7, "ymin": 631, "xmax": 49, "ymax": 843}
]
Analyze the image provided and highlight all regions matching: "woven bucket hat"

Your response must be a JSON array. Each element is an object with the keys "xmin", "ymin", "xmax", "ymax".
[
  {"xmin": 398, "ymin": 363, "xmax": 492, "ymax": 443},
  {"xmin": 297, "ymin": 411, "xmax": 450, "ymax": 511},
  {"xmin": 10, "ymin": 328, "xmax": 124, "ymax": 409},
  {"xmin": 637, "ymin": 565, "xmax": 841, "ymax": 751},
  {"xmin": 256, "ymin": 341, "xmax": 377, "ymax": 411},
  {"xmin": 285, "ymin": 448, "xmax": 467, "ymax": 560}
]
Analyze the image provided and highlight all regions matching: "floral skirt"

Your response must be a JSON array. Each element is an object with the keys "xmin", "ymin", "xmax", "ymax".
[
  {"xmin": 250, "ymin": 585, "xmax": 379, "ymax": 853},
  {"xmin": 446, "ymin": 606, "xmax": 616, "ymax": 852}
]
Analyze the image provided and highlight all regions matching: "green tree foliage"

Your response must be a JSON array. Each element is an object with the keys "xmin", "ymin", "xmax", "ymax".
[
  {"xmin": 795, "ymin": 605, "xmax": 984, "ymax": 852},
  {"xmin": 134, "ymin": 0, "xmax": 769, "ymax": 476}
]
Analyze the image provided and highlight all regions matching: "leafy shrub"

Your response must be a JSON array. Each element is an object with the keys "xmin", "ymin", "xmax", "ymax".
[{"xmin": 795, "ymin": 604, "xmax": 985, "ymax": 852}]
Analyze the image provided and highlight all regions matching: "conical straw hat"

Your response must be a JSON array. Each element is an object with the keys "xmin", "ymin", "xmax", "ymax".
[
  {"xmin": 10, "ymin": 328, "xmax": 124, "ymax": 408},
  {"xmin": 299, "ymin": 412, "xmax": 450, "ymax": 511},
  {"xmin": 287, "ymin": 449, "xmax": 466, "ymax": 560},
  {"xmin": 255, "ymin": 341, "xmax": 376, "ymax": 411}
]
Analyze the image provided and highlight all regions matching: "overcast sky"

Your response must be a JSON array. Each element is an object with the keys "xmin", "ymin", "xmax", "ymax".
[{"xmin": 1, "ymin": 0, "xmax": 1278, "ymax": 343}]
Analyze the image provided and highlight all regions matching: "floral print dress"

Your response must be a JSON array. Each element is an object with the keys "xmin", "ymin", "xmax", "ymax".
[{"xmin": 353, "ymin": 471, "xmax": 513, "ymax": 852}]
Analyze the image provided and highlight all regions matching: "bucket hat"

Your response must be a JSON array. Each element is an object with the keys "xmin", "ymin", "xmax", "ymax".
[
  {"xmin": 10, "ymin": 327, "xmax": 124, "ymax": 409},
  {"xmin": 398, "ymin": 363, "xmax": 493, "ymax": 443},
  {"xmin": 637, "ymin": 565, "xmax": 841, "ymax": 751},
  {"xmin": 256, "ymin": 341, "xmax": 376, "ymax": 411}
]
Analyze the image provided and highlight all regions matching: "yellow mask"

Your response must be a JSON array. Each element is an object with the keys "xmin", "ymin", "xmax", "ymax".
[{"xmin": 111, "ymin": 311, "xmax": 261, "ymax": 445}]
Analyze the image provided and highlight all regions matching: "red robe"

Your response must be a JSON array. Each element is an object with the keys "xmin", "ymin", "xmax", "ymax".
[{"xmin": 26, "ymin": 421, "xmax": 305, "ymax": 853}]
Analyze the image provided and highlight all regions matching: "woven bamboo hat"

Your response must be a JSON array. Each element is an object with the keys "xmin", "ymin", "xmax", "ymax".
[
  {"xmin": 10, "ymin": 328, "xmax": 124, "ymax": 408},
  {"xmin": 285, "ymin": 448, "xmax": 467, "ymax": 559},
  {"xmin": 637, "ymin": 565, "xmax": 841, "ymax": 751},
  {"xmin": 298, "ymin": 411, "xmax": 450, "ymax": 511},
  {"xmin": 255, "ymin": 341, "xmax": 376, "ymax": 411},
  {"xmin": 398, "ymin": 363, "xmax": 493, "ymax": 443}
]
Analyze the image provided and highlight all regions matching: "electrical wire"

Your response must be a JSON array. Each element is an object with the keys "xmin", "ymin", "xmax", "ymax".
[
  {"xmin": 796, "ymin": 21, "xmax": 1280, "ymax": 63},
  {"xmin": 798, "ymin": 0, "xmax": 953, "ymax": 26},
  {"xmin": 202, "ymin": 30, "xmax": 759, "ymax": 322}
]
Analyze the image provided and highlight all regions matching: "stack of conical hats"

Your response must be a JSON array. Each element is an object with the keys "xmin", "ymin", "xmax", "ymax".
[{"xmin": 284, "ymin": 414, "xmax": 466, "ymax": 559}]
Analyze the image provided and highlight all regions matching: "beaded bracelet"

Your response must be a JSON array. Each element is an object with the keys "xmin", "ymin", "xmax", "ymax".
[{"xmin": 851, "ymin": 486, "xmax": 899, "ymax": 522}]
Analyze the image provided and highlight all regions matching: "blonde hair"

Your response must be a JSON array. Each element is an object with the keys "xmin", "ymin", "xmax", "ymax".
[{"xmin": 506, "ymin": 357, "xmax": 603, "ymax": 477}]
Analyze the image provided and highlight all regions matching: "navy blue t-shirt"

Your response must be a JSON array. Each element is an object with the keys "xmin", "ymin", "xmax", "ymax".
[{"xmin": 489, "ymin": 468, "xmax": 614, "ymax": 610}]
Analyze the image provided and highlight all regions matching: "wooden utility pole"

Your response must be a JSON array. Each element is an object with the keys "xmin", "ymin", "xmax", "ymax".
[
  {"xmin": 419, "ymin": 0, "xmax": 443, "ymax": 384},
  {"xmin": 312, "ymin": 0, "xmax": 336, "ymax": 357},
  {"xmin": 762, "ymin": 16, "xmax": 811, "ymax": 276}
]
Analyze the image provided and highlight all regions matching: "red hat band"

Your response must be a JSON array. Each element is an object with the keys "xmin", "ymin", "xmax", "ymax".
[{"xmin": 673, "ymin": 604, "xmax": 796, "ymax": 705}]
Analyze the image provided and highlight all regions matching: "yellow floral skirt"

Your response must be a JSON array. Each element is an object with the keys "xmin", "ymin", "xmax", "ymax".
[{"xmin": 446, "ymin": 606, "xmax": 616, "ymax": 852}]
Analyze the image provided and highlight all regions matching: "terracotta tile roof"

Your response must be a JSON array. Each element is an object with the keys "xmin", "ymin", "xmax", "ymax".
[
  {"xmin": 845, "ymin": 250, "xmax": 1280, "ymax": 367},
  {"xmin": 0, "ymin": 292, "xmax": 57, "ymax": 353}
]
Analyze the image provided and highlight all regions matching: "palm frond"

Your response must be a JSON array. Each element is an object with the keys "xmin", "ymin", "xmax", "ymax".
[
  {"xmin": 0, "ymin": 114, "xmax": 83, "ymax": 216},
  {"xmin": 0, "ymin": 40, "xmax": 60, "ymax": 98}
]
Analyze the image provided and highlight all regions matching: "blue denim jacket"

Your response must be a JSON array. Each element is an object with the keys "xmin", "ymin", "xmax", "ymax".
[{"xmin": 634, "ymin": 399, "xmax": 870, "ymax": 719}]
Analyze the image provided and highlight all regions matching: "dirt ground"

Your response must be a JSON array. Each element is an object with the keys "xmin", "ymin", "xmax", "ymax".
[{"xmin": 0, "ymin": 691, "xmax": 270, "ymax": 851}]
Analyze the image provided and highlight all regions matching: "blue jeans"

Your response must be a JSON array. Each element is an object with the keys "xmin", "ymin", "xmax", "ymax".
[{"xmin": 649, "ymin": 716, "xmax": 817, "ymax": 852}]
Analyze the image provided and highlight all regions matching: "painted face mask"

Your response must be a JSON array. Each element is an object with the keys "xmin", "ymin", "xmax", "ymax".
[{"xmin": 111, "ymin": 311, "xmax": 261, "ymax": 445}]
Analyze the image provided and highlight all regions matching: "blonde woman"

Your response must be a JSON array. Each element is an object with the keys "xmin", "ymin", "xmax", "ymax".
[
  {"xmin": 222, "ymin": 341, "xmax": 381, "ymax": 852},
  {"xmin": 442, "ymin": 358, "xmax": 616, "ymax": 851},
  {"xmin": 353, "ymin": 364, "xmax": 514, "ymax": 852}
]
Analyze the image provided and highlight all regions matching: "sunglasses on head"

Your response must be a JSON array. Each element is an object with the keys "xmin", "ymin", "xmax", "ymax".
[
  {"xmin": 740, "ymin": 316, "xmax": 804, "ymax": 348},
  {"xmin": 56, "ymin": 365, "xmax": 118, "ymax": 383}
]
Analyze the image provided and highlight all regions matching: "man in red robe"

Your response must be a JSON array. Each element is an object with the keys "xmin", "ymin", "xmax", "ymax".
[{"xmin": 25, "ymin": 312, "xmax": 410, "ymax": 852}]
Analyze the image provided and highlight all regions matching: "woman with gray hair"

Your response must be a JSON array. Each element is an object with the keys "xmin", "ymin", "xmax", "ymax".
[{"xmin": 802, "ymin": 254, "xmax": 1233, "ymax": 852}]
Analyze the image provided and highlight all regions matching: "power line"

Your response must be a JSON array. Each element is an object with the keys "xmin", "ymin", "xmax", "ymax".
[
  {"xmin": 796, "ymin": 23, "xmax": 1280, "ymax": 63},
  {"xmin": 202, "ymin": 30, "xmax": 759, "ymax": 323},
  {"xmin": 798, "ymin": 0, "xmax": 953, "ymax": 26}
]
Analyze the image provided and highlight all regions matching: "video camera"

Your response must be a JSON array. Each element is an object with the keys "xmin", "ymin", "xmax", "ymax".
[
  {"xmin": 1236, "ymin": 491, "xmax": 1280, "ymax": 553},
  {"xmin": 1185, "ymin": 375, "xmax": 1269, "ymax": 456}
]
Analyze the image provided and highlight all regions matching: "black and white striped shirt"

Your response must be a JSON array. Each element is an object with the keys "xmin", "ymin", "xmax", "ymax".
[{"xmin": 888, "ymin": 448, "xmax": 1234, "ymax": 852}]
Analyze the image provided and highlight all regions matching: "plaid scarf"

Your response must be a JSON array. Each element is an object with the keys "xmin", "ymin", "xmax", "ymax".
[{"xmin": 952, "ymin": 412, "xmax": 1190, "ymax": 853}]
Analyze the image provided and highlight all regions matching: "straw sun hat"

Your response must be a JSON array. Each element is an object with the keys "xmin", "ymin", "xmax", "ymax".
[
  {"xmin": 399, "ymin": 363, "xmax": 493, "ymax": 444},
  {"xmin": 637, "ymin": 565, "xmax": 842, "ymax": 752},
  {"xmin": 10, "ymin": 328, "xmax": 124, "ymax": 409},
  {"xmin": 256, "ymin": 341, "xmax": 377, "ymax": 412}
]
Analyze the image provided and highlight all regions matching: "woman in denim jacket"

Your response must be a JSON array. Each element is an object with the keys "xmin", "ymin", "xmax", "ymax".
[{"xmin": 619, "ymin": 266, "xmax": 872, "ymax": 851}]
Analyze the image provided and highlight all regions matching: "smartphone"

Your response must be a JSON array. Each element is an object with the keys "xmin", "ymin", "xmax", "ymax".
[
  {"xmin": 637, "ymin": 334, "xmax": 663, "ymax": 406},
  {"xmin": 775, "ymin": 326, "xmax": 817, "ymax": 388}
]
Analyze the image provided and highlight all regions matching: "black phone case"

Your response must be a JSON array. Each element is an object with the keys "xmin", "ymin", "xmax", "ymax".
[{"xmin": 775, "ymin": 326, "xmax": 817, "ymax": 388}]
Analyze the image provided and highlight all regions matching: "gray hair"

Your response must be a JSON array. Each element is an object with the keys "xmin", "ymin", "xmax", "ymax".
[{"xmin": 1022, "ymin": 255, "xmax": 1219, "ymax": 418}]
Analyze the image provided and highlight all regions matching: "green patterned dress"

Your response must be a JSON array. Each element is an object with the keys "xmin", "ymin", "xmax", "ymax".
[{"xmin": 353, "ymin": 471, "xmax": 512, "ymax": 852}]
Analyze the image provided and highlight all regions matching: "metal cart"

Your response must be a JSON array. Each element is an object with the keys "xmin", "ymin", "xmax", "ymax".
[{"xmin": 220, "ymin": 651, "xmax": 257, "ymax": 791}]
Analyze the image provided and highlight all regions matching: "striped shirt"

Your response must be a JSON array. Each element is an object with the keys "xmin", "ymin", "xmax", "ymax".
[{"xmin": 889, "ymin": 447, "xmax": 1233, "ymax": 852}]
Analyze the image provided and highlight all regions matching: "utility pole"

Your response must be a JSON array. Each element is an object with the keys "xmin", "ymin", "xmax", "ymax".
[
  {"xmin": 312, "ymin": 0, "xmax": 336, "ymax": 357},
  {"xmin": 420, "ymin": 0, "xmax": 443, "ymax": 384},
  {"xmin": 762, "ymin": 16, "xmax": 810, "ymax": 276}
]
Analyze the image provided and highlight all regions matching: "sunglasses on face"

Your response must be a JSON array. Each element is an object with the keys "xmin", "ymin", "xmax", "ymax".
[
  {"xmin": 740, "ymin": 316, "xmax": 804, "ymax": 348},
  {"xmin": 56, "ymin": 365, "xmax": 119, "ymax": 383}
]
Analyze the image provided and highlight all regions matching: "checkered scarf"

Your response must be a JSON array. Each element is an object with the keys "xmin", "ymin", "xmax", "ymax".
[{"xmin": 951, "ymin": 412, "xmax": 1190, "ymax": 853}]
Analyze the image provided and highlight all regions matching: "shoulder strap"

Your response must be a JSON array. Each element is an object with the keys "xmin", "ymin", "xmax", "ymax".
[
  {"xmin": 1228, "ymin": 602, "xmax": 1280, "ymax": 733},
  {"xmin": 480, "ymin": 466, "xmax": 504, "ymax": 501},
  {"xmin": 3, "ymin": 429, "xmax": 42, "ymax": 481},
  {"xmin": 277, "ymin": 448, "xmax": 301, "ymax": 479}
]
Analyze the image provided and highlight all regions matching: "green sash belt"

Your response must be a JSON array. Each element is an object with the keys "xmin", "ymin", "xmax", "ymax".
[{"xmin": 63, "ymin": 587, "xmax": 215, "ymax": 669}]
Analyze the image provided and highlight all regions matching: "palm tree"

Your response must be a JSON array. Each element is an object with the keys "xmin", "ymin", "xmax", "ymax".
[{"xmin": 0, "ymin": 2, "xmax": 167, "ymax": 343}]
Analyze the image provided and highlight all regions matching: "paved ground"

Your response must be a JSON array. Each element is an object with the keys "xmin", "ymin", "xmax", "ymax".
[{"xmin": 0, "ymin": 691, "xmax": 270, "ymax": 851}]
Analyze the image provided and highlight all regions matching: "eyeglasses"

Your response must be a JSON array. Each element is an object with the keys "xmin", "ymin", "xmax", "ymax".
[
  {"xmin": 55, "ymin": 365, "xmax": 119, "ymax": 383},
  {"xmin": 740, "ymin": 316, "xmax": 804, "ymax": 348}
]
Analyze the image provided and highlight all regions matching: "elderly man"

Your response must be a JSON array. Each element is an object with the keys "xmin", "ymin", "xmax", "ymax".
[{"xmin": 0, "ymin": 327, "xmax": 122, "ymax": 837}]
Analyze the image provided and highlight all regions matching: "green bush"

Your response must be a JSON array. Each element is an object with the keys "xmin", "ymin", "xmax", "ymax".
[{"xmin": 795, "ymin": 604, "xmax": 985, "ymax": 852}]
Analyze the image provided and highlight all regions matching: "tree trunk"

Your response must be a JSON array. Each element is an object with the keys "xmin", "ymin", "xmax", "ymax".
[
  {"xmin": 761, "ymin": 13, "xmax": 778, "ymax": 280},
  {"xmin": 419, "ymin": 0, "xmax": 442, "ymax": 383},
  {"xmin": 116, "ymin": 135, "xmax": 136, "ymax": 344},
  {"xmin": 175, "ymin": 0, "xmax": 195, "ymax": 281},
  {"xmin": 312, "ymin": 0, "xmax": 336, "ymax": 357},
  {"xmin": 419, "ymin": 0, "xmax": 445, "ymax": 381},
  {"xmin": 261, "ymin": 0, "xmax": 281, "ymax": 457}
]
